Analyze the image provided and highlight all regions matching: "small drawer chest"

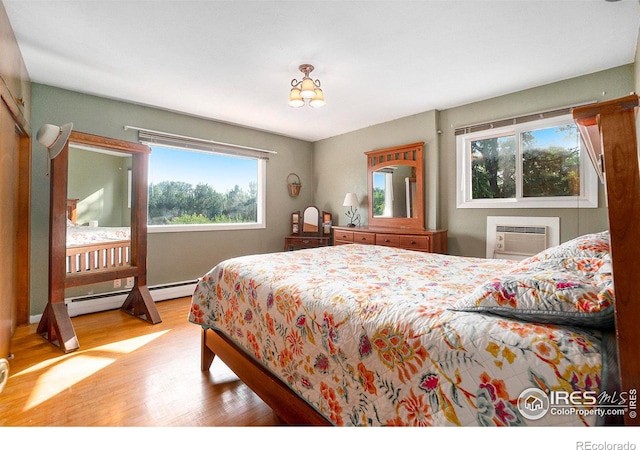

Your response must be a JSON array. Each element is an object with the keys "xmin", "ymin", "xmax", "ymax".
[
  {"xmin": 332, "ymin": 226, "xmax": 447, "ymax": 254},
  {"xmin": 284, "ymin": 235, "xmax": 331, "ymax": 251}
]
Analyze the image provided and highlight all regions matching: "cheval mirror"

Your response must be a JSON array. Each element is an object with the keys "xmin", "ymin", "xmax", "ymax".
[
  {"xmin": 38, "ymin": 131, "xmax": 161, "ymax": 353},
  {"xmin": 365, "ymin": 141, "xmax": 425, "ymax": 230}
]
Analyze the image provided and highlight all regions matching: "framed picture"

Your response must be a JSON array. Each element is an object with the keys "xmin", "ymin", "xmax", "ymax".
[{"xmin": 291, "ymin": 211, "xmax": 300, "ymax": 235}]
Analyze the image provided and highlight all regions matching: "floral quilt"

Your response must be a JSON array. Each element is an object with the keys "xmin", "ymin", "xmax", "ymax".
[
  {"xmin": 188, "ymin": 244, "xmax": 608, "ymax": 426},
  {"xmin": 67, "ymin": 225, "xmax": 130, "ymax": 246}
]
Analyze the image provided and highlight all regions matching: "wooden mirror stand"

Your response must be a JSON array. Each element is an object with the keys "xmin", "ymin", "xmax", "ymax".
[{"xmin": 37, "ymin": 131, "xmax": 161, "ymax": 353}]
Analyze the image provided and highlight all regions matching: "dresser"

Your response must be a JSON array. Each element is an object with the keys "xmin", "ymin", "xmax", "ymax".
[{"xmin": 332, "ymin": 226, "xmax": 447, "ymax": 254}]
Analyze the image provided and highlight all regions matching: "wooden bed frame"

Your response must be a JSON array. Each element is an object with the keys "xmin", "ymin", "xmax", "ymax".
[
  {"xmin": 200, "ymin": 95, "xmax": 640, "ymax": 426},
  {"xmin": 65, "ymin": 198, "xmax": 131, "ymax": 274}
]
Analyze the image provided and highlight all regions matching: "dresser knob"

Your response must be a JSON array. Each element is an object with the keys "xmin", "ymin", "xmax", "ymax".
[{"xmin": 410, "ymin": 240, "xmax": 416, "ymax": 245}]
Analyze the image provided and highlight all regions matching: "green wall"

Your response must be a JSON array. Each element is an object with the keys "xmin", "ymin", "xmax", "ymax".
[
  {"xmin": 30, "ymin": 84, "xmax": 314, "ymax": 315},
  {"xmin": 30, "ymin": 64, "xmax": 635, "ymax": 316},
  {"xmin": 314, "ymin": 65, "xmax": 633, "ymax": 257}
]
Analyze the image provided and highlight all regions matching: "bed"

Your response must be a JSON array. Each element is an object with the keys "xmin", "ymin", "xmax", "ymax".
[
  {"xmin": 65, "ymin": 198, "xmax": 131, "ymax": 274},
  {"xmin": 190, "ymin": 236, "xmax": 618, "ymax": 426},
  {"xmin": 187, "ymin": 94, "xmax": 640, "ymax": 426}
]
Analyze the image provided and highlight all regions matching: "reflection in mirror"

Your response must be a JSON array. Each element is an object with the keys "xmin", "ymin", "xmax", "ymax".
[
  {"xmin": 365, "ymin": 142, "xmax": 424, "ymax": 231},
  {"xmin": 302, "ymin": 206, "xmax": 320, "ymax": 234},
  {"xmin": 66, "ymin": 144, "xmax": 133, "ymax": 272},
  {"xmin": 372, "ymin": 166, "xmax": 416, "ymax": 218}
]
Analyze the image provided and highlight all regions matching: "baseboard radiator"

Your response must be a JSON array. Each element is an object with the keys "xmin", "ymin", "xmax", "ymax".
[{"xmin": 63, "ymin": 279, "xmax": 198, "ymax": 318}]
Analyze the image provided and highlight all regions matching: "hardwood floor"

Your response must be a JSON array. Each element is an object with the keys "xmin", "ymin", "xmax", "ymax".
[{"xmin": 0, "ymin": 297, "xmax": 284, "ymax": 426}]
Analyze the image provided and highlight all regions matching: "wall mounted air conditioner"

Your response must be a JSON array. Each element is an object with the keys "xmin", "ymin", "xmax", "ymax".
[{"xmin": 494, "ymin": 225, "xmax": 548, "ymax": 261}]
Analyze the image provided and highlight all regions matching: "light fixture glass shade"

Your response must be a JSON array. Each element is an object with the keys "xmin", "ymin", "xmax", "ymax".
[
  {"xmin": 309, "ymin": 88, "xmax": 325, "ymax": 108},
  {"xmin": 343, "ymin": 192, "xmax": 359, "ymax": 207},
  {"xmin": 288, "ymin": 88, "xmax": 304, "ymax": 107},
  {"xmin": 36, "ymin": 122, "xmax": 73, "ymax": 159},
  {"xmin": 300, "ymin": 77, "xmax": 316, "ymax": 98}
]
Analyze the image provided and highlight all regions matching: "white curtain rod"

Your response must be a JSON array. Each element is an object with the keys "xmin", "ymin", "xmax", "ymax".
[{"xmin": 123, "ymin": 125, "xmax": 278, "ymax": 155}]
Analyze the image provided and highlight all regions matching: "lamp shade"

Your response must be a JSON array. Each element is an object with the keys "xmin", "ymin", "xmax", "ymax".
[
  {"xmin": 309, "ymin": 88, "xmax": 325, "ymax": 108},
  {"xmin": 36, "ymin": 122, "xmax": 73, "ymax": 159},
  {"xmin": 343, "ymin": 193, "xmax": 359, "ymax": 207},
  {"xmin": 300, "ymin": 77, "xmax": 316, "ymax": 98},
  {"xmin": 288, "ymin": 88, "xmax": 304, "ymax": 107}
]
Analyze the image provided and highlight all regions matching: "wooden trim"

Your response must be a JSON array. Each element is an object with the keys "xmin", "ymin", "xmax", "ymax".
[{"xmin": 16, "ymin": 124, "xmax": 31, "ymax": 326}]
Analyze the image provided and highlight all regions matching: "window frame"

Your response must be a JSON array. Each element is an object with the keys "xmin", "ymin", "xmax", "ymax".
[
  {"xmin": 146, "ymin": 144, "xmax": 267, "ymax": 233},
  {"xmin": 456, "ymin": 114, "xmax": 598, "ymax": 209}
]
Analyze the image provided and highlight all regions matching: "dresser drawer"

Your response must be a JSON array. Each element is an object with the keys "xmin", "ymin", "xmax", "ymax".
[
  {"xmin": 376, "ymin": 233, "xmax": 400, "ymax": 247},
  {"xmin": 353, "ymin": 232, "xmax": 376, "ymax": 245},
  {"xmin": 334, "ymin": 230, "xmax": 354, "ymax": 242},
  {"xmin": 296, "ymin": 237, "xmax": 327, "ymax": 248},
  {"xmin": 284, "ymin": 236, "xmax": 330, "ymax": 251},
  {"xmin": 399, "ymin": 235, "xmax": 430, "ymax": 251}
]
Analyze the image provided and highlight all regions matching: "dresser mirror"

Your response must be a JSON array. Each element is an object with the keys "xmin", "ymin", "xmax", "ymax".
[
  {"xmin": 365, "ymin": 142, "xmax": 425, "ymax": 230},
  {"xmin": 302, "ymin": 205, "xmax": 320, "ymax": 235}
]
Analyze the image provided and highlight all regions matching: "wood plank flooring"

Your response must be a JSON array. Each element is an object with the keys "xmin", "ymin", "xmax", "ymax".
[{"xmin": 0, "ymin": 297, "xmax": 284, "ymax": 426}]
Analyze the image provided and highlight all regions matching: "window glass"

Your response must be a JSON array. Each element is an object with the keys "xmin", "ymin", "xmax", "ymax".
[
  {"xmin": 521, "ymin": 124, "xmax": 580, "ymax": 198},
  {"xmin": 470, "ymin": 135, "xmax": 516, "ymax": 199},
  {"xmin": 457, "ymin": 115, "xmax": 597, "ymax": 209},
  {"xmin": 148, "ymin": 145, "xmax": 264, "ymax": 230}
]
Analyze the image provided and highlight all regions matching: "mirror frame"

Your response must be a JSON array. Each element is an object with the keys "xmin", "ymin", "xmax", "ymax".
[
  {"xmin": 39, "ymin": 130, "xmax": 160, "ymax": 353},
  {"xmin": 365, "ymin": 142, "xmax": 425, "ymax": 230}
]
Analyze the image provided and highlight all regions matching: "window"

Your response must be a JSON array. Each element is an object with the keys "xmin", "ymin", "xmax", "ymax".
[
  {"xmin": 456, "ymin": 114, "xmax": 598, "ymax": 209},
  {"xmin": 147, "ymin": 145, "xmax": 266, "ymax": 231}
]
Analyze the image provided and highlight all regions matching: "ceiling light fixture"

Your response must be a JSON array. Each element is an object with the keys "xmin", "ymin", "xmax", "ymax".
[{"xmin": 289, "ymin": 64, "xmax": 325, "ymax": 108}]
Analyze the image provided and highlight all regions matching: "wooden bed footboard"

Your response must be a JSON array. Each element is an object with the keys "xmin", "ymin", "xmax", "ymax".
[
  {"xmin": 66, "ymin": 240, "xmax": 131, "ymax": 274},
  {"xmin": 202, "ymin": 328, "xmax": 331, "ymax": 426}
]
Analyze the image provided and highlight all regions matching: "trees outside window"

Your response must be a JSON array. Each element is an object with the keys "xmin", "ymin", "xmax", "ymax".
[{"xmin": 147, "ymin": 145, "xmax": 265, "ymax": 231}]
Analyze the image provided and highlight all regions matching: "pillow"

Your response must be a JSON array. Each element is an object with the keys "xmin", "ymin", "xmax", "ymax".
[
  {"xmin": 451, "ymin": 268, "xmax": 615, "ymax": 329},
  {"xmin": 511, "ymin": 229, "xmax": 612, "ymax": 280},
  {"xmin": 519, "ymin": 231, "xmax": 610, "ymax": 266}
]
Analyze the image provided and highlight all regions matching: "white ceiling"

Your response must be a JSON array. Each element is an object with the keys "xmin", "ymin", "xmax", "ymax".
[{"xmin": 3, "ymin": 0, "xmax": 640, "ymax": 142}]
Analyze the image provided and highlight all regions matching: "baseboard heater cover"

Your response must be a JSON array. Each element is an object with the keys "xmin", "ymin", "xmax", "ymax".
[{"xmin": 52, "ymin": 280, "xmax": 198, "ymax": 320}]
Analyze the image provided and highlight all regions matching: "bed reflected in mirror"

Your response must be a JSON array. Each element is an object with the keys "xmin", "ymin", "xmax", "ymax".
[{"xmin": 66, "ymin": 144, "xmax": 133, "ymax": 273}]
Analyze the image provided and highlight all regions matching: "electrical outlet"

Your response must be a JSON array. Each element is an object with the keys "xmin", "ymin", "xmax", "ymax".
[
  {"xmin": 114, "ymin": 278, "xmax": 121, "ymax": 288},
  {"xmin": 125, "ymin": 277, "xmax": 135, "ymax": 288}
]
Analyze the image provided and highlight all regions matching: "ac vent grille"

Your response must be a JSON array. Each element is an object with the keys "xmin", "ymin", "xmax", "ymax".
[{"xmin": 494, "ymin": 225, "xmax": 548, "ymax": 260}]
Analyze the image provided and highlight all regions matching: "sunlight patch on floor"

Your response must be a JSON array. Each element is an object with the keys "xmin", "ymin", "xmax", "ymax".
[{"xmin": 14, "ymin": 330, "xmax": 170, "ymax": 411}]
